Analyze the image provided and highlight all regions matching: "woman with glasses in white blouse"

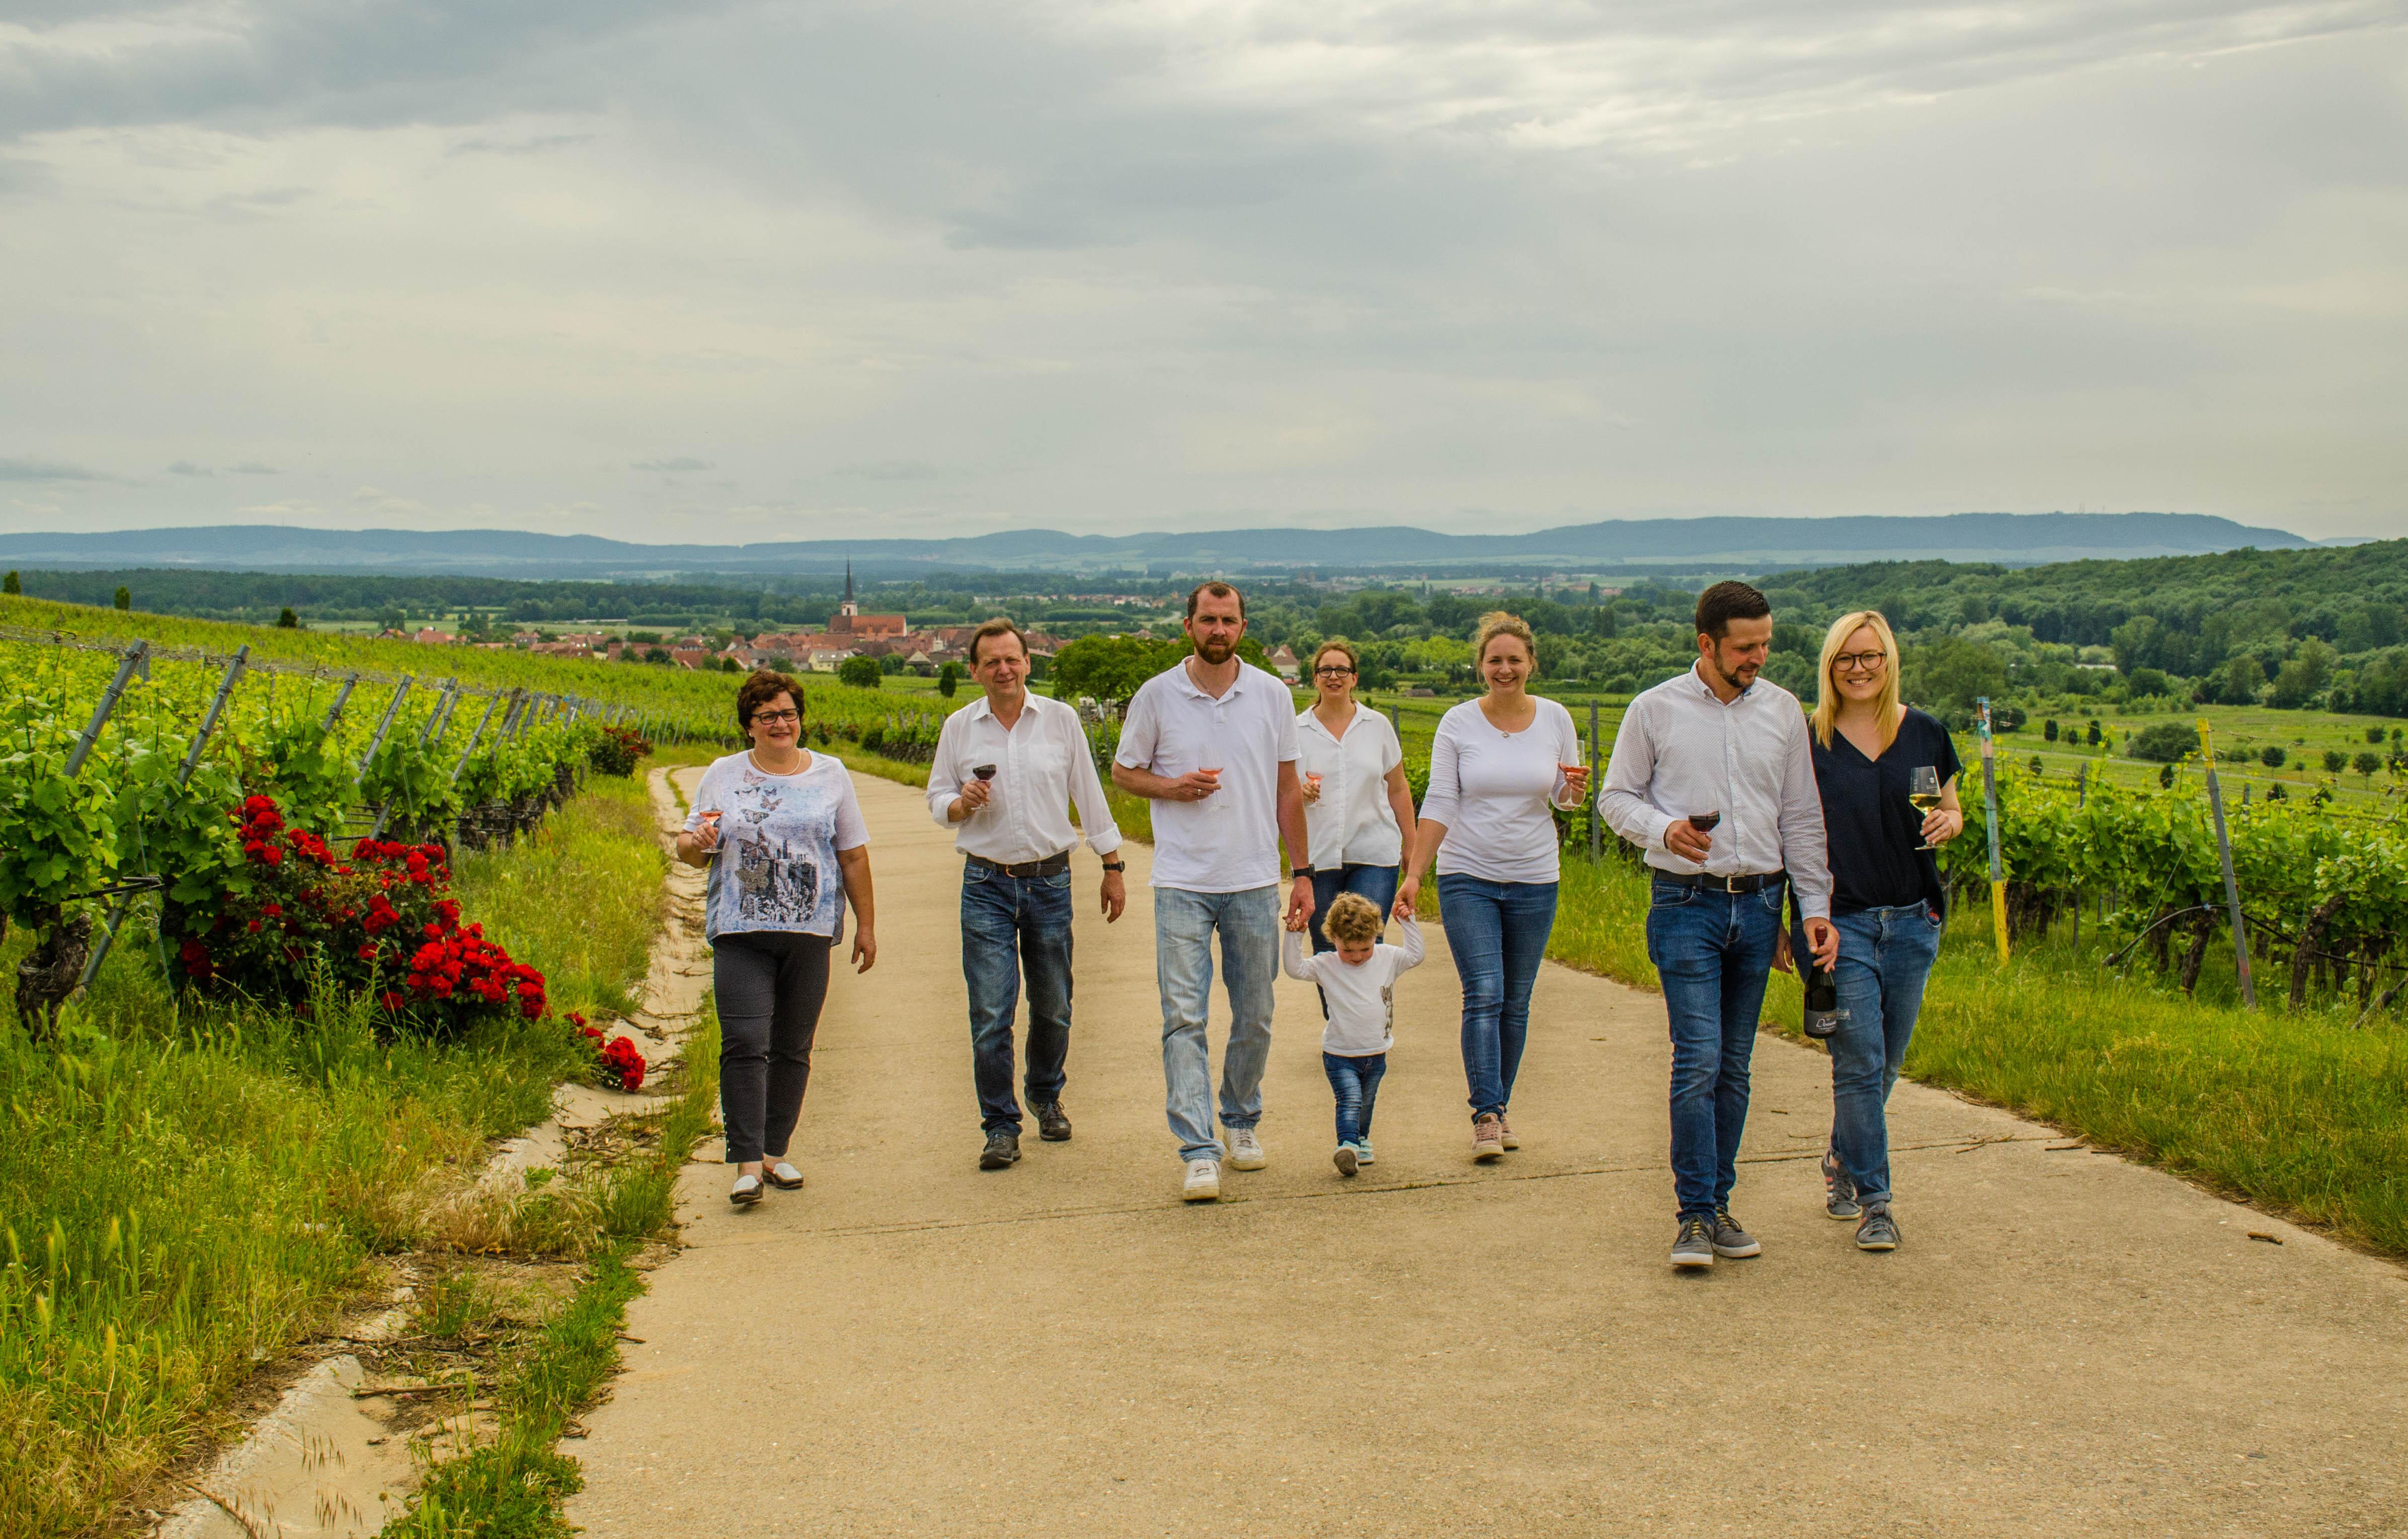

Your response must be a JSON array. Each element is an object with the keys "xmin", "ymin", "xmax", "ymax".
[
  {"xmin": 1395, "ymin": 613, "xmax": 1588, "ymax": 1163},
  {"xmin": 1296, "ymin": 638, "xmax": 1419, "ymax": 956}
]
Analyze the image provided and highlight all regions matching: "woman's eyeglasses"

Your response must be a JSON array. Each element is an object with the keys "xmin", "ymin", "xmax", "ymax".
[
  {"xmin": 1832, "ymin": 651, "xmax": 1887, "ymax": 674},
  {"xmin": 1314, "ymin": 665, "xmax": 1355, "ymax": 677},
  {"xmin": 751, "ymin": 709, "xmax": 802, "ymax": 725}
]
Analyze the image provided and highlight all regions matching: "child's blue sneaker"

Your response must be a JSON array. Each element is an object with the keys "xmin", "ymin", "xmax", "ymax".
[
  {"xmin": 1355, "ymin": 1140, "xmax": 1374, "ymax": 1166},
  {"xmin": 1332, "ymin": 1144, "xmax": 1359, "ymax": 1177}
]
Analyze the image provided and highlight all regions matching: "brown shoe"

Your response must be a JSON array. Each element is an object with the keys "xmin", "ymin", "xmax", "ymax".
[
  {"xmin": 1498, "ymin": 1114, "xmax": 1519, "ymax": 1151},
  {"xmin": 1472, "ymin": 1113, "xmax": 1505, "ymax": 1162}
]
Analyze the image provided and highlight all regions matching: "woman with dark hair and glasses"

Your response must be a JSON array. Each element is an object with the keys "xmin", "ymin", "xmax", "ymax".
[
  {"xmin": 678, "ymin": 670, "xmax": 876, "ymax": 1207},
  {"xmin": 1295, "ymin": 638, "xmax": 1417, "ymax": 957},
  {"xmin": 1777, "ymin": 611, "xmax": 1962, "ymax": 1253}
]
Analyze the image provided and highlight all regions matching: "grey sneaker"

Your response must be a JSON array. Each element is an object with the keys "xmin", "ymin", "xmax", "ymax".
[
  {"xmin": 1670, "ymin": 1213, "xmax": 1716, "ymax": 1268},
  {"xmin": 979, "ymin": 1129, "xmax": 1021, "ymax": 1170},
  {"xmin": 1821, "ymin": 1148, "xmax": 1861, "ymax": 1220},
  {"xmin": 1856, "ymin": 1201, "xmax": 1899, "ymax": 1251},
  {"xmin": 1225, "ymin": 1126, "xmax": 1267, "ymax": 1171},
  {"xmin": 1712, "ymin": 1207, "xmax": 1762, "ymax": 1258}
]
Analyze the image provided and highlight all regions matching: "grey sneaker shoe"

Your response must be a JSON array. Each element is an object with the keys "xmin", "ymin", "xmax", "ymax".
[
  {"xmin": 1821, "ymin": 1148, "xmax": 1861, "ymax": 1220},
  {"xmin": 1856, "ymin": 1201, "xmax": 1900, "ymax": 1251},
  {"xmin": 1712, "ymin": 1207, "xmax": 1762, "ymax": 1258},
  {"xmin": 1670, "ymin": 1213, "xmax": 1716, "ymax": 1268},
  {"xmin": 978, "ymin": 1129, "xmax": 1021, "ymax": 1170},
  {"xmin": 1225, "ymin": 1126, "xmax": 1267, "ymax": 1171}
]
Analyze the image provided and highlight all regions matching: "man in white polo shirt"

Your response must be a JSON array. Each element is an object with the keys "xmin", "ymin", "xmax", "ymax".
[
  {"xmin": 929, "ymin": 618, "xmax": 1128, "ymax": 1173},
  {"xmin": 1112, "ymin": 581, "xmax": 1316, "ymax": 1201}
]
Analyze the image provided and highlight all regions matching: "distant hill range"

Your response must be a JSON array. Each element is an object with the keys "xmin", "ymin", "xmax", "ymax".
[{"xmin": 0, "ymin": 512, "xmax": 2316, "ymax": 578}]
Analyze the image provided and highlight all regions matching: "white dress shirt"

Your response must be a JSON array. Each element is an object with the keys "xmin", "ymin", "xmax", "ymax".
[
  {"xmin": 926, "ymin": 690, "xmax": 1124, "ymax": 864},
  {"xmin": 1296, "ymin": 702, "xmax": 1406, "ymax": 870},
  {"xmin": 1281, "ymin": 917, "xmax": 1425, "ymax": 1056},
  {"xmin": 1421, "ymin": 696, "xmax": 1585, "ymax": 884},
  {"xmin": 1114, "ymin": 659, "xmax": 1300, "ymax": 892},
  {"xmin": 1597, "ymin": 664, "xmax": 1832, "ymax": 920}
]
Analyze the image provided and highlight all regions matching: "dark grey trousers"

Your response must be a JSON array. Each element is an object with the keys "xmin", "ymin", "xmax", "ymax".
[{"xmin": 714, "ymin": 930, "xmax": 833, "ymax": 1164}]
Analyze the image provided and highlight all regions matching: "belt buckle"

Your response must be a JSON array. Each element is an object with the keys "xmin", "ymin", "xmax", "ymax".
[{"xmin": 1720, "ymin": 874, "xmax": 1745, "ymax": 895}]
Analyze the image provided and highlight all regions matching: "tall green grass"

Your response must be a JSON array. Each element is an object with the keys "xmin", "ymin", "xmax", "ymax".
[
  {"xmin": 1537, "ymin": 851, "xmax": 2408, "ymax": 1256},
  {"xmin": 0, "ymin": 776, "xmax": 666, "ymax": 1539}
]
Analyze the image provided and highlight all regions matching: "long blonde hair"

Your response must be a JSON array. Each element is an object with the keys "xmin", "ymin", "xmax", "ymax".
[{"xmin": 1812, "ymin": 610, "xmax": 1902, "ymax": 752}]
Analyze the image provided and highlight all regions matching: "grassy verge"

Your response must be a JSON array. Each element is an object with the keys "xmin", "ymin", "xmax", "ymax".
[
  {"xmin": 383, "ymin": 1000, "xmax": 721, "ymax": 1539},
  {"xmin": 1538, "ymin": 851, "xmax": 2408, "ymax": 1257},
  {"xmin": 0, "ymin": 778, "xmax": 664, "ymax": 1539}
]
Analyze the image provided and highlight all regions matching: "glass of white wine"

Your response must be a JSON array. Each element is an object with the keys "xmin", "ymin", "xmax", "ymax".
[{"xmin": 1908, "ymin": 766, "xmax": 1942, "ymax": 850}]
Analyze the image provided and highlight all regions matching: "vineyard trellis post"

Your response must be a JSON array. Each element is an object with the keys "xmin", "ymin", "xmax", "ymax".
[
  {"xmin": 2197, "ymin": 719, "xmax": 2257, "ymax": 1009},
  {"xmin": 449, "ymin": 692, "xmax": 503, "ymax": 784},
  {"xmin": 356, "ymin": 678, "xmax": 413, "ymax": 837},
  {"xmin": 79, "ymin": 644, "xmax": 249, "ymax": 990},
  {"xmin": 1976, "ymin": 696, "xmax": 2008, "ymax": 964},
  {"xmin": 417, "ymin": 678, "xmax": 459, "ymax": 751},
  {"xmin": 1587, "ymin": 701, "xmax": 1601, "ymax": 863},
  {"xmin": 2071, "ymin": 761, "xmax": 2086, "ymax": 951},
  {"xmin": 320, "ymin": 671, "xmax": 360, "ymax": 732},
  {"xmin": 66, "ymin": 639, "xmax": 151, "ymax": 778}
]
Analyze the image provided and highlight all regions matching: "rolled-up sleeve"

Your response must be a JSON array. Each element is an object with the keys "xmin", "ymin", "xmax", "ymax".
[
  {"xmin": 1065, "ymin": 711, "xmax": 1124, "ymax": 856},
  {"xmin": 926, "ymin": 711, "xmax": 967, "ymax": 830},
  {"xmin": 1777, "ymin": 709, "xmax": 1833, "ymax": 920},
  {"xmin": 1598, "ymin": 696, "xmax": 1674, "ymax": 852}
]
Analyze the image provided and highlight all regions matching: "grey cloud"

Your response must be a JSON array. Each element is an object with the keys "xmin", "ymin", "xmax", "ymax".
[
  {"xmin": 229, "ymin": 462, "xmax": 281, "ymax": 474},
  {"xmin": 0, "ymin": 456, "xmax": 102, "ymax": 481},
  {"xmin": 632, "ymin": 457, "xmax": 712, "ymax": 472},
  {"xmin": 165, "ymin": 460, "xmax": 213, "ymax": 475}
]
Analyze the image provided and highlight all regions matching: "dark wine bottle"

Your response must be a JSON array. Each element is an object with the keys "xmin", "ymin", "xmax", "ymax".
[{"xmin": 1802, "ymin": 957, "xmax": 1846, "ymax": 1040}]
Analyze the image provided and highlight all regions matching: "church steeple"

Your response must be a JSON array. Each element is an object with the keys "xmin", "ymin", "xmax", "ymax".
[{"xmin": 840, "ymin": 559, "xmax": 857, "ymax": 618}]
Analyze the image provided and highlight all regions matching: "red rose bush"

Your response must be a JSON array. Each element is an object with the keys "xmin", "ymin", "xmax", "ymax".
[{"xmin": 567, "ymin": 1012, "xmax": 647, "ymax": 1092}]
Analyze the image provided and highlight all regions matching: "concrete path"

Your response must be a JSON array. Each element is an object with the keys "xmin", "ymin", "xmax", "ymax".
[{"xmin": 568, "ymin": 769, "xmax": 2408, "ymax": 1538}]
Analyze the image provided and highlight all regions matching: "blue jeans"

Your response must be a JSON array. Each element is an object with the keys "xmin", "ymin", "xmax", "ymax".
[
  {"xmin": 960, "ymin": 862, "xmax": 1076, "ymax": 1133},
  {"xmin": 1309, "ymin": 864, "xmax": 1400, "ymax": 953},
  {"xmin": 1155, "ymin": 885, "xmax": 1280, "ymax": 1163},
  {"xmin": 1323, "ymin": 1051, "xmax": 1388, "ymax": 1145},
  {"xmin": 1794, "ymin": 904, "xmax": 1943, "ymax": 1206},
  {"xmin": 1647, "ymin": 877, "xmax": 1785, "ymax": 1218},
  {"xmin": 1436, "ymin": 873, "xmax": 1559, "ymax": 1120}
]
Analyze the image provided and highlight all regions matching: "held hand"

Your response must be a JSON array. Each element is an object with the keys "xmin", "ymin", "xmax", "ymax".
[
  {"xmin": 1663, "ymin": 820, "xmax": 1713, "ymax": 863},
  {"xmin": 1922, "ymin": 806, "xmax": 1963, "ymax": 845},
  {"xmin": 1300, "ymin": 776, "xmax": 1322, "ymax": 803},
  {"xmin": 851, "ymin": 925, "xmax": 877, "ymax": 974},
  {"xmin": 958, "ymin": 778, "xmax": 992, "ymax": 813},
  {"xmin": 1099, "ymin": 869, "xmax": 1127, "ymax": 924},
  {"xmin": 1285, "ymin": 874, "xmax": 1316, "ymax": 930},
  {"xmin": 1173, "ymin": 770, "xmax": 1222, "ymax": 802},
  {"xmin": 1285, "ymin": 908, "xmax": 1308, "ymax": 933},
  {"xmin": 1804, "ymin": 917, "xmax": 1839, "ymax": 971},
  {"xmin": 1558, "ymin": 765, "xmax": 1590, "ymax": 802},
  {"xmin": 1772, "ymin": 927, "xmax": 1795, "ymax": 976},
  {"xmin": 1392, "ymin": 878, "xmax": 1420, "ymax": 922}
]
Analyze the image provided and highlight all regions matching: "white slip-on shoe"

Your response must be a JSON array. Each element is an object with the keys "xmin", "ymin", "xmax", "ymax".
[
  {"xmin": 1225, "ymin": 1127, "xmax": 1267, "ymax": 1171},
  {"xmin": 729, "ymin": 1173, "xmax": 764, "ymax": 1206},
  {"xmin": 763, "ymin": 1161, "xmax": 805, "ymax": 1189},
  {"xmin": 1182, "ymin": 1159, "xmax": 1222, "ymax": 1202}
]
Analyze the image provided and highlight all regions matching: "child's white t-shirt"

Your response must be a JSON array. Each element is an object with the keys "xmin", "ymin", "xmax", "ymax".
[{"xmin": 1280, "ymin": 916, "xmax": 1425, "ymax": 1056}]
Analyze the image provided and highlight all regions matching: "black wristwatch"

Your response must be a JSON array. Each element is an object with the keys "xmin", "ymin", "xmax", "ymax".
[
  {"xmin": 1101, "ymin": 859, "xmax": 1126, "ymax": 872},
  {"xmin": 1292, "ymin": 865, "xmax": 1312, "ymax": 879}
]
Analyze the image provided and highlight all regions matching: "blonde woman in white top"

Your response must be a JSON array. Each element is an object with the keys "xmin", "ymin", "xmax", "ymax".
[
  {"xmin": 1395, "ymin": 613, "xmax": 1587, "ymax": 1162},
  {"xmin": 1296, "ymin": 638, "xmax": 1418, "ymax": 956}
]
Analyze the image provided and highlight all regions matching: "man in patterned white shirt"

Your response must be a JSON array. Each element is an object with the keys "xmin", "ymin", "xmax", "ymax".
[{"xmin": 928, "ymin": 618, "xmax": 1127, "ymax": 1172}]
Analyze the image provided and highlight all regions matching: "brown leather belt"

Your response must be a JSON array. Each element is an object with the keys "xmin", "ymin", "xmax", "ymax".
[{"xmin": 967, "ymin": 850, "xmax": 1071, "ymax": 879}]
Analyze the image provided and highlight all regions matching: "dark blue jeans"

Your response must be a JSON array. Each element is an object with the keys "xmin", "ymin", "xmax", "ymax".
[
  {"xmin": 1646, "ymin": 877, "xmax": 1785, "ymax": 1218},
  {"xmin": 1436, "ymin": 873, "xmax": 1559, "ymax": 1120},
  {"xmin": 1323, "ymin": 1051, "xmax": 1388, "ymax": 1145},
  {"xmin": 961, "ymin": 862, "xmax": 1075, "ymax": 1133},
  {"xmin": 1792, "ymin": 904, "xmax": 1944, "ymax": 1205},
  {"xmin": 1309, "ymin": 864, "xmax": 1401, "ymax": 952}
]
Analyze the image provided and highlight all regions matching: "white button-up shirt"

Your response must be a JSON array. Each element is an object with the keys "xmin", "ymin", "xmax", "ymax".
[
  {"xmin": 1115, "ymin": 659, "xmax": 1300, "ymax": 892},
  {"xmin": 1597, "ymin": 664, "xmax": 1833, "ymax": 920},
  {"xmin": 1296, "ymin": 702, "xmax": 1406, "ymax": 870},
  {"xmin": 926, "ymin": 691, "xmax": 1123, "ymax": 864}
]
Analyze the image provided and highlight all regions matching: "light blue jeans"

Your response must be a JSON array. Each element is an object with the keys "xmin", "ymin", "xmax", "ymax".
[
  {"xmin": 1155, "ymin": 884, "xmax": 1281, "ymax": 1164},
  {"xmin": 1794, "ymin": 904, "xmax": 1944, "ymax": 1206}
]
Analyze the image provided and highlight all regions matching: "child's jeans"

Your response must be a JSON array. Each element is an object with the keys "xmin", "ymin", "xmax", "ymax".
[{"xmin": 1323, "ymin": 1050, "xmax": 1388, "ymax": 1146}]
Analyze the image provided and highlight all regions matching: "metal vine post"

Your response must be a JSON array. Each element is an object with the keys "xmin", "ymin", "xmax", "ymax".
[
  {"xmin": 2197, "ymin": 719, "xmax": 2257, "ymax": 1009},
  {"xmin": 1976, "ymin": 696, "xmax": 2008, "ymax": 964}
]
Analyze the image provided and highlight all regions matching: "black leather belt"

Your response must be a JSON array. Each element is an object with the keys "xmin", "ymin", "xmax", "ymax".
[
  {"xmin": 968, "ymin": 850, "xmax": 1071, "ymax": 879},
  {"xmin": 1654, "ymin": 869, "xmax": 1787, "ymax": 894}
]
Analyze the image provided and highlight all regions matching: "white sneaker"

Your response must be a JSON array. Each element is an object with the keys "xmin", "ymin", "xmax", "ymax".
[
  {"xmin": 1225, "ymin": 1127, "xmax": 1267, "ymax": 1171},
  {"xmin": 1355, "ymin": 1141, "xmax": 1375, "ymax": 1166},
  {"xmin": 1182, "ymin": 1159, "xmax": 1222, "ymax": 1202},
  {"xmin": 1333, "ymin": 1144, "xmax": 1358, "ymax": 1177}
]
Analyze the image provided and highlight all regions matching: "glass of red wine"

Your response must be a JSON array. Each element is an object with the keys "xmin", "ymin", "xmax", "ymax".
[
  {"xmin": 972, "ymin": 764, "xmax": 998, "ymax": 782},
  {"xmin": 1688, "ymin": 811, "xmax": 1722, "ymax": 833}
]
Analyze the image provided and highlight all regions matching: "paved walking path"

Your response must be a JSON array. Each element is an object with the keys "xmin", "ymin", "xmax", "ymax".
[{"xmin": 567, "ymin": 768, "xmax": 2407, "ymax": 1538}]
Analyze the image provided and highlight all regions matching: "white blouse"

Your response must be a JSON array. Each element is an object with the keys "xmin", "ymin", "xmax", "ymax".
[
  {"xmin": 1296, "ymin": 702, "xmax": 1406, "ymax": 870},
  {"xmin": 1420, "ymin": 697, "xmax": 1584, "ymax": 884}
]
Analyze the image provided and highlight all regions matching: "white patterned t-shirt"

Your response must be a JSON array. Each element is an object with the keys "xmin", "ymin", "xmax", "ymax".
[{"xmin": 686, "ymin": 751, "xmax": 870, "ymax": 943}]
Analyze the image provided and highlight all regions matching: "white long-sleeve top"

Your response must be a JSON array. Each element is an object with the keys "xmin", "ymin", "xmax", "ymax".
[
  {"xmin": 1419, "ymin": 696, "xmax": 1585, "ymax": 884},
  {"xmin": 1280, "ymin": 916, "xmax": 1425, "ymax": 1056},
  {"xmin": 1596, "ymin": 664, "xmax": 1833, "ymax": 921},
  {"xmin": 925, "ymin": 691, "xmax": 1124, "ymax": 864}
]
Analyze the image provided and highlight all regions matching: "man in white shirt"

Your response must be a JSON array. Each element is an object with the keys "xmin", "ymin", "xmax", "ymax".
[
  {"xmin": 929, "ymin": 618, "xmax": 1128, "ymax": 1172},
  {"xmin": 1600, "ymin": 581, "xmax": 1838, "ymax": 1270},
  {"xmin": 1111, "ymin": 582, "xmax": 1316, "ymax": 1201}
]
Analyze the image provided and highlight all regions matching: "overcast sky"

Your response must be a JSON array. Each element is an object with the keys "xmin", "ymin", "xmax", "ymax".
[{"xmin": 2, "ymin": 1, "xmax": 2403, "ymax": 544}]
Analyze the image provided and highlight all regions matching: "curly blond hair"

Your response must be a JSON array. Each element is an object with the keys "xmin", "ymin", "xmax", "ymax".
[
  {"xmin": 1322, "ymin": 891, "xmax": 1384, "ymax": 947},
  {"xmin": 1473, "ymin": 611, "xmax": 1536, "ymax": 665}
]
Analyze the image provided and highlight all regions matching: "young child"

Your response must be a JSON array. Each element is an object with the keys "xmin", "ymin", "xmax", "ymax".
[{"xmin": 1282, "ymin": 892, "xmax": 1424, "ymax": 1175}]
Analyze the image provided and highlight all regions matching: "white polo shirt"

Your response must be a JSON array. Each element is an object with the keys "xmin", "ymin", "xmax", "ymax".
[
  {"xmin": 1115, "ymin": 659, "xmax": 1301, "ymax": 892},
  {"xmin": 1296, "ymin": 702, "xmax": 1406, "ymax": 870}
]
